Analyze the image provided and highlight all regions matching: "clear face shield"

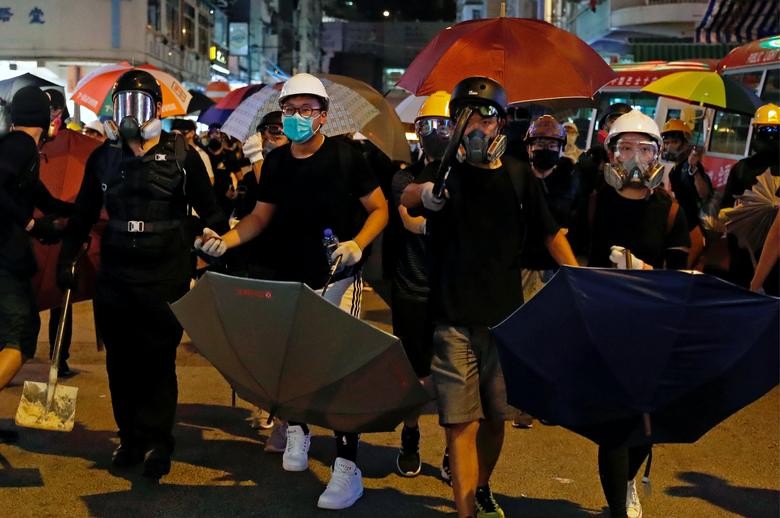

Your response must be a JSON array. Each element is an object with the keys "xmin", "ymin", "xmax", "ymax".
[
  {"xmin": 110, "ymin": 91, "xmax": 161, "ymax": 141},
  {"xmin": 605, "ymin": 136, "xmax": 664, "ymax": 191}
]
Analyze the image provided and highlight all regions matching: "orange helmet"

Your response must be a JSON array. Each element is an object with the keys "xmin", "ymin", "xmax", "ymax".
[
  {"xmin": 525, "ymin": 115, "xmax": 565, "ymax": 143},
  {"xmin": 661, "ymin": 119, "xmax": 692, "ymax": 138}
]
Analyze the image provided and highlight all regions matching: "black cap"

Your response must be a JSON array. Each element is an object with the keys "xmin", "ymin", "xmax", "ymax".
[
  {"xmin": 449, "ymin": 76, "xmax": 507, "ymax": 119},
  {"xmin": 112, "ymin": 69, "xmax": 163, "ymax": 104},
  {"xmin": 257, "ymin": 110, "xmax": 282, "ymax": 131},
  {"xmin": 171, "ymin": 118, "xmax": 196, "ymax": 132},
  {"xmin": 10, "ymin": 85, "xmax": 50, "ymax": 130}
]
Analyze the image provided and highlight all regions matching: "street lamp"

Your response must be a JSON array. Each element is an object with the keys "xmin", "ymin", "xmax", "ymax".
[{"xmin": 382, "ymin": 10, "xmax": 390, "ymax": 18}]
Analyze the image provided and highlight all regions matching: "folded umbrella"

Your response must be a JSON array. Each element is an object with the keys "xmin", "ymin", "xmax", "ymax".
[
  {"xmin": 720, "ymin": 170, "xmax": 780, "ymax": 255},
  {"xmin": 493, "ymin": 266, "xmax": 779, "ymax": 446},
  {"xmin": 397, "ymin": 17, "xmax": 615, "ymax": 104},
  {"xmin": 171, "ymin": 272, "xmax": 430, "ymax": 433}
]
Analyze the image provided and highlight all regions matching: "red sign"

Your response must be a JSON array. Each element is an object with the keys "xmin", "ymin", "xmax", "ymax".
[{"xmin": 701, "ymin": 155, "xmax": 739, "ymax": 189}]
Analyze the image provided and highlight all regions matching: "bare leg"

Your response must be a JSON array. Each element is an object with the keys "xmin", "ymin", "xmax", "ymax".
[
  {"xmin": 477, "ymin": 418, "xmax": 505, "ymax": 486},
  {"xmin": 448, "ymin": 421, "xmax": 480, "ymax": 517}
]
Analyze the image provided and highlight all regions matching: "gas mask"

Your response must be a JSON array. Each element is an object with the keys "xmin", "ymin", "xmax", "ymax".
[
  {"xmin": 415, "ymin": 117, "xmax": 452, "ymax": 161},
  {"xmin": 605, "ymin": 137, "xmax": 664, "ymax": 191},
  {"xmin": 108, "ymin": 90, "xmax": 161, "ymax": 142},
  {"xmin": 459, "ymin": 129, "xmax": 506, "ymax": 164}
]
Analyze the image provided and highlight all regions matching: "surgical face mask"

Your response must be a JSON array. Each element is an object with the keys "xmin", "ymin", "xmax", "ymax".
[
  {"xmin": 282, "ymin": 113, "xmax": 320, "ymax": 143},
  {"xmin": 460, "ymin": 129, "xmax": 506, "ymax": 164},
  {"xmin": 112, "ymin": 91, "xmax": 160, "ymax": 141},
  {"xmin": 605, "ymin": 137, "xmax": 664, "ymax": 191},
  {"xmin": 531, "ymin": 149, "xmax": 560, "ymax": 171}
]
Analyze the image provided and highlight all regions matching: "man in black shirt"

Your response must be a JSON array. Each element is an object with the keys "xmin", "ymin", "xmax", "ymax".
[
  {"xmin": 57, "ymin": 71, "xmax": 226, "ymax": 479},
  {"xmin": 403, "ymin": 77, "xmax": 577, "ymax": 518},
  {"xmin": 196, "ymin": 73, "xmax": 388, "ymax": 510},
  {"xmin": 718, "ymin": 103, "xmax": 779, "ymax": 294},
  {"xmin": 0, "ymin": 86, "xmax": 72, "ymax": 443}
]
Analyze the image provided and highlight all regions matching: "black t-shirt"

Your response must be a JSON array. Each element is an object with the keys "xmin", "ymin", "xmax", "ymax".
[
  {"xmin": 254, "ymin": 137, "xmax": 378, "ymax": 289},
  {"xmin": 63, "ymin": 134, "xmax": 227, "ymax": 284},
  {"xmin": 669, "ymin": 161, "xmax": 711, "ymax": 231},
  {"xmin": 391, "ymin": 160, "xmax": 429, "ymax": 300},
  {"xmin": 420, "ymin": 156, "xmax": 559, "ymax": 326},
  {"xmin": 588, "ymin": 187, "xmax": 690, "ymax": 269}
]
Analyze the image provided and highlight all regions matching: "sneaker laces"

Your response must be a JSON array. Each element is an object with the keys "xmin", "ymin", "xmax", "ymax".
[
  {"xmin": 475, "ymin": 486, "xmax": 500, "ymax": 512},
  {"xmin": 286, "ymin": 429, "xmax": 308, "ymax": 454},
  {"xmin": 326, "ymin": 466, "xmax": 353, "ymax": 493}
]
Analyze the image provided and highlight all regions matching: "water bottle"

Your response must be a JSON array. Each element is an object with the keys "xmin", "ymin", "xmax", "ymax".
[{"xmin": 322, "ymin": 228, "xmax": 340, "ymax": 267}]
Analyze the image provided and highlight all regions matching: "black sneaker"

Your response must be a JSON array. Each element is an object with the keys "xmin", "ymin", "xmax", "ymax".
[
  {"xmin": 396, "ymin": 426, "xmax": 421, "ymax": 477},
  {"xmin": 142, "ymin": 447, "xmax": 171, "ymax": 479},
  {"xmin": 58, "ymin": 361, "xmax": 77, "ymax": 378},
  {"xmin": 512, "ymin": 412, "xmax": 533, "ymax": 429},
  {"xmin": 111, "ymin": 443, "xmax": 143, "ymax": 468},
  {"xmin": 440, "ymin": 449, "xmax": 451, "ymax": 485},
  {"xmin": 475, "ymin": 484, "xmax": 505, "ymax": 518}
]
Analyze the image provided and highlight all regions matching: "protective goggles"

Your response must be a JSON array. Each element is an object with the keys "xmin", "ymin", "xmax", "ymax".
[
  {"xmin": 261, "ymin": 124, "xmax": 284, "ymax": 135},
  {"xmin": 755, "ymin": 125, "xmax": 779, "ymax": 136},
  {"xmin": 113, "ymin": 91, "xmax": 155, "ymax": 125},
  {"xmin": 415, "ymin": 118, "xmax": 454, "ymax": 139},
  {"xmin": 614, "ymin": 137, "xmax": 659, "ymax": 162},
  {"xmin": 453, "ymin": 103, "xmax": 500, "ymax": 120}
]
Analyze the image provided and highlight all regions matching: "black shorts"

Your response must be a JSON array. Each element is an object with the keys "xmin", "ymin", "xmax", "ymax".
[
  {"xmin": 0, "ymin": 269, "xmax": 40, "ymax": 359},
  {"xmin": 391, "ymin": 285, "xmax": 433, "ymax": 378}
]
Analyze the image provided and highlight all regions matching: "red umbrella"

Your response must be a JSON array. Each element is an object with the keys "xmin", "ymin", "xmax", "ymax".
[
  {"xmin": 198, "ymin": 84, "xmax": 265, "ymax": 125},
  {"xmin": 32, "ymin": 129, "xmax": 103, "ymax": 311},
  {"xmin": 396, "ymin": 18, "xmax": 615, "ymax": 104}
]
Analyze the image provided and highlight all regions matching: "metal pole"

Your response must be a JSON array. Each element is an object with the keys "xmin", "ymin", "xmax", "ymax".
[{"xmin": 500, "ymin": 0, "xmax": 506, "ymax": 17}]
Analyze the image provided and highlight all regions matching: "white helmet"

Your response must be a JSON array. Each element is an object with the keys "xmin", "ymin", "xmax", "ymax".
[
  {"xmin": 279, "ymin": 73, "xmax": 329, "ymax": 105},
  {"xmin": 605, "ymin": 109, "xmax": 662, "ymax": 148}
]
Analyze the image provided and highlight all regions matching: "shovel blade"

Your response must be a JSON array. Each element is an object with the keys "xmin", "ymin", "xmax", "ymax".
[{"xmin": 15, "ymin": 381, "xmax": 78, "ymax": 432}]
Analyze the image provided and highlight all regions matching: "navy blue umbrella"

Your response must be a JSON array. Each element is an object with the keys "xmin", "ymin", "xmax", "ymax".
[{"xmin": 493, "ymin": 266, "xmax": 779, "ymax": 445}]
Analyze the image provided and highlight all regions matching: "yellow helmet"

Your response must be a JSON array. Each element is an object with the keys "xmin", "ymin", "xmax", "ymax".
[
  {"xmin": 66, "ymin": 120, "xmax": 83, "ymax": 131},
  {"xmin": 416, "ymin": 91, "xmax": 451, "ymax": 120},
  {"xmin": 661, "ymin": 119, "xmax": 692, "ymax": 137},
  {"xmin": 753, "ymin": 103, "xmax": 780, "ymax": 126}
]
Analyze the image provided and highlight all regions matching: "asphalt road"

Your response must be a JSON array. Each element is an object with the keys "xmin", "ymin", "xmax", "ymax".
[{"xmin": 0, "ymin": 288, "xmax": 777, "ymax": 517}]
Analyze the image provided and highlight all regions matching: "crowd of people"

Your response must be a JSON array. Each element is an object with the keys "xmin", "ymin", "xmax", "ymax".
[{"xmin": 0, "ymin": 69, "xmax": 777, "ymax": 518}]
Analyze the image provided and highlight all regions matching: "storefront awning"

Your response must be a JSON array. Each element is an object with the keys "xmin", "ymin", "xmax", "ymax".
[{"xmin": 696, "ymin": 0, "xmax": 779, "ymax": 44}]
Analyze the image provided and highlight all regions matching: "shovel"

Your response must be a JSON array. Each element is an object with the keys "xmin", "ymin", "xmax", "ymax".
[{"xmin": 14, "ymin": 244, "xmax": 87, "ymax": 432}]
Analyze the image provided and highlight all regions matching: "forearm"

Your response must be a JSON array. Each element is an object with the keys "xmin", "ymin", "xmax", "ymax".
[
  {"xmin": 751, "ymin": 213, "xmax": 780, "ymax": 291},
  {"xmin": 354, "ymin": 203, "xmax": 389, "ymax": 250},
  {"xmin": 545, "ymin": 229, "xmax": 578, "ymax": 266},
  {"xmin": 220, "ymin": 210, "xmax": 265, "ymax": 249}
]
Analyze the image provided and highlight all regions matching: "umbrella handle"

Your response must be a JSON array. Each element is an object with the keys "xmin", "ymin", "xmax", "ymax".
[
  {"xmin": 321, "ymin": 255, "xmax": 344, "ymax": 297},
  {"xmin": 433, "ymin": 106, "xmax": 473, "ymax": 198}
]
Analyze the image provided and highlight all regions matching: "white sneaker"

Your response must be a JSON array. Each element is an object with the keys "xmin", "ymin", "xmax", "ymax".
[
  {"xmin": 264, "ymin": 421, "xmax": 287, "ymax": 453},
  {"xmin": 282, "ymin": 425, "xmax": 310, "ymax": 471},
  {"xmin": 626, "ymin": 479, "xmax": 643, "ymax": 518},
  {"xmin": 317, "ymin": 457, "xmax": 364, "ymax": 510}
]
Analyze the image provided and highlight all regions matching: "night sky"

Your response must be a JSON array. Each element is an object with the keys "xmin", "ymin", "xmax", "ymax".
[{"xmin": 323, "ymin": 0, "xmax": 456, "ymax": 21}]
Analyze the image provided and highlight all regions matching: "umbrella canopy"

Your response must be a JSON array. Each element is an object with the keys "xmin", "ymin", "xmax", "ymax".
[
  {"xmin": 71, "ymin": 62, "xmax": 191, "ymax": 117},
  {"xmin": 395, "ymin": 94, "xmax": 427, "ymax": 124},
  {"xmin": 222, "ymin": 76, "xmax": 409, "ymax": 161},
  {"xmin": 186, "ymin": 89, "xmax": 215, "ymax": 114},
  {"xmin": 396, "ymin": 17, "xmax": 615, "ymax": 104},
  {"xmin": 32, "ymin": 129, "xmax": 103, "ymax": 310},
  {"xmin": 720, "ymin": 170, "xmax": 780, "ymax": 253},
  {"xmin": 0, "ymin": 73, "xmax": 62, "ymax": 102},
  {"xmin": 641, "ymin": 71, "xmax": 763, "ymax": 116},
  {"xmin": 493, "ymin": 266, "xmax": 779, "ymax": 446},
  {"xmin": 205, "ymin": 80, "xmax": 231, "ymax": 101},
  {"xmin": 197, "ymin": 84, "xmax": 265, "ymax": 126},
  {"xmin": 171, "ymin": 272, "xmax": 430, "ymax": 433}
]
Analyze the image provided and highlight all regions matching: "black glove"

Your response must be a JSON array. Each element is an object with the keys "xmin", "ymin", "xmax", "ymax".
[
  {"xmin": 56, "ymin": 258, "xmax": 78, "ymax": 292},
  {"xmin": 28, "ymin": 213, "xmax": 66, "ymax": 244}
]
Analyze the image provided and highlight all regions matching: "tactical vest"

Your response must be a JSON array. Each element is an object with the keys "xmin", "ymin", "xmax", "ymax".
[{"xmin": 98, "ymin": 133, "xmax": 187, "ymax": 251}]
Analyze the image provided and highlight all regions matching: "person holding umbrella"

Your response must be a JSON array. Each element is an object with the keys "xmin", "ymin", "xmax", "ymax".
[
  {"xmin": 588, "ymin": 109, "xmax": 690, "ymax": 518},
  {"xmin": 718, "ymin": 102, "xmax": 779, "ymax": 295},
  {"xmin": 57, "ymin": 70, "xmax": 227, "ymax": 480},
  {"xmin": 195, "ymin": 73, "xmax": 388, "ymax": 510},
  {"xmin": 403, "ymin": 76, "xmax": 577, "ymax": 518},
  {"xmin": 0, "ymin": 86, "xmax": 72, "ymax": 442}
]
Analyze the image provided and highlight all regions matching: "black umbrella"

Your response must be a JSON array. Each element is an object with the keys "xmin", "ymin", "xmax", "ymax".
[
  {"xmin": 186, "ymin": 89, "xmax": 215, "ymax": 114},
  {"xmin": 171, "ymin": 272, "xmax": 430, "ymax": 433},
  {"xmin": 493, "ymin": 266, "xmax": 779, "ymax": 446},
  {"xmin": 0, "ymin": 73, "xmax": 62, "ymax": 102}
]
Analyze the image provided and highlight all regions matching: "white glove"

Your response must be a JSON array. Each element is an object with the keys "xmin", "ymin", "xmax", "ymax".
[
  {"xmin": 194, "ymin": 227, "xmax": 228, "ymax": 257},
  {"xmin": 242, "ymin": 133, "xmax": 264, "ymax": 164},
  {"xmin": 420, "ymin": 182, "xmax": 446, "ymax": 212},
  {"xmin": 332, "ymin": 240, "xmax": 362, "ymax": 266},
  {"xmin": 609, "ymin": 245, "xmax": 647, "ymax": 270}
]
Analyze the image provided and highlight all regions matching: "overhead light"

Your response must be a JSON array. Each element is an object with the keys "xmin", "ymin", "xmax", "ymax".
[
  {"xmin": 382, "ymin": 10, "xmax": 390, "ymax": 17},
  {"xmin": 211, "ymin": 63, "xmax": 230, "ymax": 75}
]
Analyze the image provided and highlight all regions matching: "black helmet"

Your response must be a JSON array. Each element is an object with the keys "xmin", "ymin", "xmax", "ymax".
[
  {"xmin": 112, "ymin": 69, "xmax": 163, "ymax": 104},
  {"xmin": 449, "ymin": 76, "xmax": 507, "ymax": 120},
  {"xmin": 598, "ymin": 102, "xmax": 632, "ymax": 130}
]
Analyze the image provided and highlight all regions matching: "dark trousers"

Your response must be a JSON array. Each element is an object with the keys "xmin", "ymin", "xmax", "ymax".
[
  {"xmin": 94, "ymin": 277, "xmax": 187, "ymax": 453},
  {"xmin": 48, "ymin": 305, "xmax": 73, "ymax": 364}
]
